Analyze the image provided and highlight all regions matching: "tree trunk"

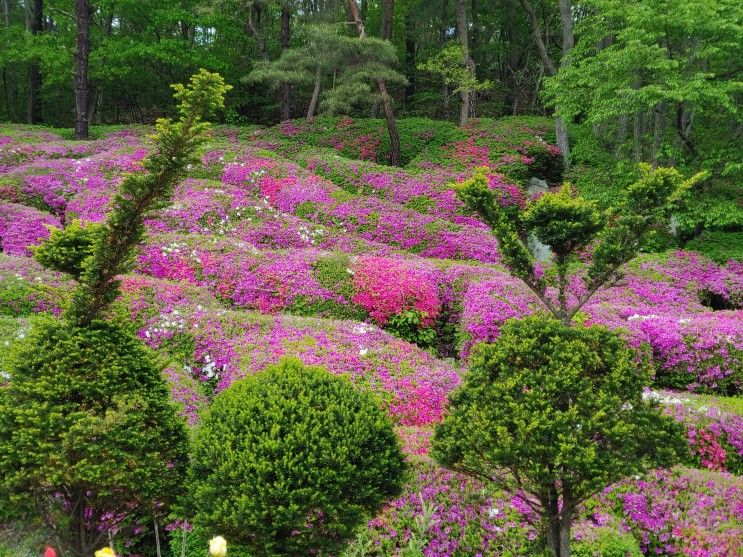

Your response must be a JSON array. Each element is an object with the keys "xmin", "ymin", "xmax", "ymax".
[
  {"xmin": 347, "ymin": 0, "xmax": 402, "ymax": 166},
  {"xmin": 633, "ymin": 110, "xmax": 644, "ymax": 162},
  {"xmin": 378, "ymin": 79, "xmax": 401, "ymax": 165},
  {"xmin": 88, "ymin": 11, "xmax": 112, "ymax": 126},
  {"xmin": 558, "ymin": 489, "xmax": 574, "ymax": 557},
  {"xmin": 442, "ymin": 85, "xmax": 450, "ymax": 120},
  {"xmin": 404, "ymin": 10, "xmax": 415, "ymax": 101},
  {"xmin": 543, "ymin": 488, "xmax": 561, "ymax": 557},
  {"xmin": 456, "ymin": 0, "xmax": 471, "ymax": 125},
  {"xmin": 279, "ymin": 3, "xmax": 291, "ymax": 121},
  {"xmin": 154, "ymin": 519, "xmax": 162, "ymax": 557},
  {"xmin": 370, "ymin": 0, "xmax": 393, "ymax": 116},
  {"xmin": 74, "ymin": 0, "xmax": 92, "ymax": 140},
  {"xmin": 2, "ymin": 0, "xmax": 9, "ymax": 27},
  {"xmin": 307, "ymin": 65, "xmax": 321, "ymax": 119},
  {"xmin": 555, "ymin": 117, "xmax": 570, "ymax": 168},
  {"xmin": 380, "ymin": 0, "xmax": 393, "ymax": 40},
  {"xmin": 440, "ymin": 0, "xmax": 450, "ymax": 119},
  {"xmin": 651, "ymin": 102, "xmax": 666, "ymax": 166},
  {"xmin": 519, "ymin": 0, "xmax": 571, "ymax": 167},
  {"xmin": 675, "ymin": 103, "xmax": 696, "ymax": 155},
  {"xmin": 26, "ymin": 0, "xmax": 43, "ymax": 124},
  {"xmin": 555, "ymin": 0, "xmax": 573, "ymax": 167}
]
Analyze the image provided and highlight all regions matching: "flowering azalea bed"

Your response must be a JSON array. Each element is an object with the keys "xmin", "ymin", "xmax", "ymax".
[{"xmin": 1, "ymin": 120, "xmax": 741, "ymax": 555}]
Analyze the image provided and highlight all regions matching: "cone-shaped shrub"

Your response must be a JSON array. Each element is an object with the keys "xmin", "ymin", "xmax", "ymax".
[
  {"xmin": 188, "ymin": 357, "xmax": 407, "ymax": 556},
  {"xmin": 0, "ymin": 317, "xmax": 189, "ymax": 556}
]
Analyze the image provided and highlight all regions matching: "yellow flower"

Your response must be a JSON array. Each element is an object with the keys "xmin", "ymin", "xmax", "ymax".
[
  {"xmin": 95, "ymin": 549, "xmax": 116, "ymax": 557},
  {"xmin": 209, "ymin": 536, "xmax": 227, "ymax": 557}
]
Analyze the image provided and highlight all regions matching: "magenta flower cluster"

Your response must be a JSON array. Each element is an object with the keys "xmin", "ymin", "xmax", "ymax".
[{"xmin": 1, "ymin": 124, "xmax": 741, "ymax": 556}]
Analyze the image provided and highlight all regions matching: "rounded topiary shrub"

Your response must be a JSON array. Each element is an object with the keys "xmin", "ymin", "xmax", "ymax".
[{"xmin": 188, "ymin": 357, "xmax": 407, "ymax": 556}]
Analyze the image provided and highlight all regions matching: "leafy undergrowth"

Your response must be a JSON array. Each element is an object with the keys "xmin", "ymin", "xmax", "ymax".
[{"xmin": 0, "ymin": 118, "xmax": 741, "ymax": 555}]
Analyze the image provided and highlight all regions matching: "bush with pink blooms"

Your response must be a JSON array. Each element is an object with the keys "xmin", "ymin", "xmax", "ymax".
[
  {"xmin": 1, "ymin": 117, "xmax": 742, "ymax": 556},
  {"xmin": 352, "ymin": 256, "xmax": 440, "ymax": 327}
]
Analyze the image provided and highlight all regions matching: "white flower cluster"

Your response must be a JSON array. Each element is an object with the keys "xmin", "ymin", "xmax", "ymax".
[
  {"xmin": 298, "ymin": 225, "xmax": 324, "ymax": 245},
  {"xmin": 142, "ymin": 309, "xmax": 187, "ymax": 339},
  {"xmin": 626, "ymin": 313, "xmax": 659, "ymax": 321}
]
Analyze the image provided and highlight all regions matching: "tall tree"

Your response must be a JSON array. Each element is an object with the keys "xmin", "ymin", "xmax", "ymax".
[
  {"xmin": 74, "ymin": 0, "xmax": 92, "ymax": 139},
  {"xmin": 247, "ymin": 24, "xmax": 346, "ymax": 119},
  {"xmin": 455, "ymin": 0, "xmax": 475, "ymax": 124},
  {"xmin": 26, "ymin": 0, "xmax": 43, "ymax": 124},
  {"xmin": 517, "ymin": 0, "xmax": 572, "ymax": 167},
  {"xmin": 346, "ymin": 0, "xmax": 402, "ymax": 166},
  {"xmin": 279, "ymin": 1, "xmax": 291, "ymax": 120}
]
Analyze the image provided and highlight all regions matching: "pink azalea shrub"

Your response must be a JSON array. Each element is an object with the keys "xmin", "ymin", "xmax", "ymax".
[
  {"xmin": 352, "ymin": 256, "xmax": 441, "ymax": 327},
  {"xmin": 0, "ymin": 203, "xmax": 59, "ymax": 255}
]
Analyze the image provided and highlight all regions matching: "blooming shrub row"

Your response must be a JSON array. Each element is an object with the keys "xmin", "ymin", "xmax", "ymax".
[
  {"xmin": 302, "ymin": 150, "xmax": 523, "ymax": 227},
  {"xmin": 460, "ymin": 252, "xmax": 743, "ymax": 393},
  {"xmin": 221, "ymin": 155, "xmax": 503, "ymax": 263},
  {"xmin": 346, "ymin": 460, "xmax": 741, "ymax": 557}
]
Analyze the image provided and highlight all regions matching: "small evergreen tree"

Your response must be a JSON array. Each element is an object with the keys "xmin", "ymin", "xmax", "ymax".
[
  {"xmin": 0, "ymin": 318, "xmax": 190, "ymax": 556},
  {"xmin": 455, "ymin": 164, "xmax": 705, "ymax": 325},
  {"xmin": 432, "ymin": 316, "xmax": 688, "ymax": 557},
  {"xmin": 188, "ymin": 358, "xmax": 407, "ymax": 556},
  {"xmin": 0, "ymin": 70, "xmax": 230, "ymax": 556}
]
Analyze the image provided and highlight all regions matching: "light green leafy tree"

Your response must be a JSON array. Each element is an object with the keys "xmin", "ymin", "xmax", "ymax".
[
  {"xmin": 544, "ymin": 0, "xmax": 743, "ymax": 237},
  {"xmin": 418, "ymin": 44, "xmax": 492, "ymax": 117}
]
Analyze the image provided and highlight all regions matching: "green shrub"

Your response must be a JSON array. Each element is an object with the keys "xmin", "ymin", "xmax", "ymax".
[
  {"xmin": 188, "ymin": 357, "xmax": 407, "ymax": 556},
  {"xmin": 33, "ymin": 219, "xmax": 102, "ymax": 279},
  {"xmin": 0, "ymin": 317, "xmax": 189, "ymax": 555},
  {"xmin": 572, "ymin": 528, "xmax": 642, "ymax": 557},
  {"xmin": 432, "ymin": 316, "xmax": 687, "ymax": 556},
  {"xmin": 386, "ymin": 309, "xmax": 437, "ymax": 349},
  {"xmin": 685, "ymin": 231, "xmax": 743, "ymax": 263}
]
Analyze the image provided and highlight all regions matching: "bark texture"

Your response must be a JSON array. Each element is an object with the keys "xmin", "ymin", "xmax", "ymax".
[
  {"xmin": 347, "ymin": 0, "xmax": 402, "ymax": 166},
  {"xmin": 74, "ymin": 0, "xmax": 92, "ymax": 139}
]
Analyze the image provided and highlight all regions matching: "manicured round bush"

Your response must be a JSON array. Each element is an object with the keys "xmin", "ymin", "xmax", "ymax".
[{"xmin": 188, "ymin": 357, "xmax": 407, "ymax": 556}]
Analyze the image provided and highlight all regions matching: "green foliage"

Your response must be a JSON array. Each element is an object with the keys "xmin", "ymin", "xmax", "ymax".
[
  {"xmin": 522, "ymin": 186, "xmax": 604, "ymax": 259},
  {"xmin": 188, "ymin": 357, "xmax": 407, "ymax": 556},
  {"xmin": 33, "ymin": 220, "xmax": 102, "ymax": 279},
  {"xmin": 432, "ymin": 316, "xmax": 687, "ymax": 551},
  {"xmin": 0, "ymin": 278, "xmax": 35, "ymax": 317},
  {"xmin": 685, "ymin": 231, "xmax": 743, "ymax": 264},
  {"xmin": 545, "ymin": 0, "xmax": 741, "ymax": 234},
  {"xmin": 247, "ymin": 24, "xmax": 346, "ymax": 90},
  {"xmin": 418, "ymin": 44, "xmax": 492, "ymax": 97},
  {"xmin": 675, "ymin": 182, "xmax": 743, "ymax": 236},
  {"xmin": 62, "ymin": 70, "xmax": 230, "ymax": 325},
  {"xmin": 315, "ymin": 252, "xmax": 356, "ymax": 300},
  {"xmin": 455, "ymin": 164, "xmax": 704, "ymax": 323},
  {"xmin": 168, "ymin": 523, "xmax": 253, "ymax": 557},
  {"xmin": 404, "ymin": 195, "xmax": 435, "ymax": 214},
  {"xmin": 290, "ymin": 119, "xmax": 465, "ymax": 167},
  {"xmin": 545, "ymin": 0, "xmax": 742, "ymax": 153},
  {"xmin": 0, "ymin": 317, "xmax": 189, "ymax": 554},
  {"xmin": 386, "ymin": 310, "xmax": 437, "ymax": 349},
  {"xmin": 572, "ymin": 528, "xmax": 642, "ymax": 557}
]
